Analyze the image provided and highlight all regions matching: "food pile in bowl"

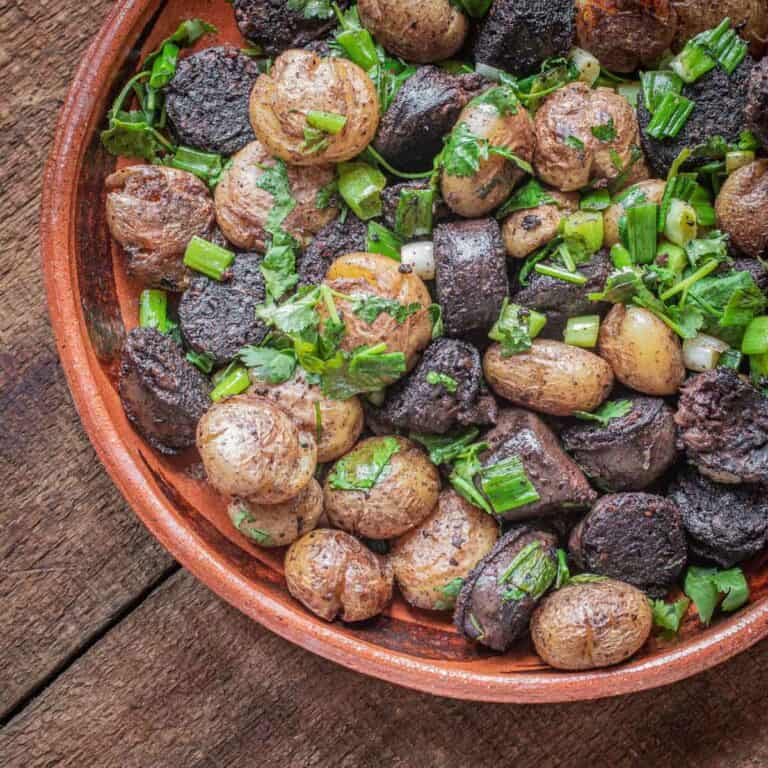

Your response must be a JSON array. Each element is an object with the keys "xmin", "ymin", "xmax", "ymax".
[{"xmin": 102, "ymin": 0, "xmax": 768, "ymax": 671}]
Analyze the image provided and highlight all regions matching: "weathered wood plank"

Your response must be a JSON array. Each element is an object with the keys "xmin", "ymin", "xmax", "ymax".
[
  {"xmin": 3, "ymin": 569, "xmax": 768, "ymax": 768},
  {"xmin": 0, "ymin": 0, "xmax": 174, "ymax": 720}
]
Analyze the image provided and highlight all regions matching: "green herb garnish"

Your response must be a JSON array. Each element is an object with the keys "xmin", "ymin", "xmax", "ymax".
[
  {"xmin": 683, "ymin": 565, "xmax": 750, "ymax": 625},
  {"xmin": 328, "ymin": 436, "xmax": 401, "ymax": 491},
  {"xmin": 498, "ymin": 541, "xmax": 557, "ymax": 603},
  {"xmin": 574, "ymin": 400, "xmax": 633, "ymax": 427},
  {"xmin": 426, "ymin": 371, "xmax": 458, "ymax": 394}
]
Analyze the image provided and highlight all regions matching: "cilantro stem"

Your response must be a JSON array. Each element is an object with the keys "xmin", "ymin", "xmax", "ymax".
[
  {"xmin": 363, "ymin": 146, "xmax": 435, "ymax": 180},
  {"xmin": 660, "ymin": 259, "xmax": 720, "ymax": 301}
]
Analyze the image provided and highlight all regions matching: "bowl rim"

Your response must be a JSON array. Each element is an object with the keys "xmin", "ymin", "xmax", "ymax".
[{"xmin": 40, "ymin": 0, "xmax": 768, "ymax": 704}]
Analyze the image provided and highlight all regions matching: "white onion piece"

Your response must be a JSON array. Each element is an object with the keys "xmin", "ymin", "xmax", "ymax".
[
  {"xmin": 401, "ymin": 241, "xmax": 435, "ymax": 281},
  {"xmin": 570, "ymin": 47, "xmax": 600, "ymax": 86},
  {"xmin": 683, "ymin": 333, "xmax": 730, "ymax": 372}
]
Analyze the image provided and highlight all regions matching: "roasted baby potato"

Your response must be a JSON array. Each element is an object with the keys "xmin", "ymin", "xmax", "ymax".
[
  {"xmin": 715, "ymin": 159, "xmax": 768, "ymax": 259},
  {"xmin": 390, "ymin": 490, "xmax": 499, "ymax": 611},
  {"xmin": 603, "ymin": 179, "xmax": 666, "ymax": 248},
  {"xmin": 483, "ymin": 339, "xmax": 615, "ymax": 416},
  {"xmin": 599, "ymin": 305, "xmax": 686, "ymax": 396},
  {"xmin": 228, "ymin": 478, "xmax": 324, "ymax": 548},
  {"xmin": 285, "ymin": 529, "xmax": 393, "ymax": 622},
  {"xmin": 197, "ymin": 395, "xmax": 317, "ymax": 503},
  {"xmin": 324, "ymin": 252, "xmax": 433, "ymax": 372},
  {"xmin": 358, "ymin": 0, "xmax": 469, "ymax": 63},
  {"xmin": 530, "ymin": 579, "xmax": 653, "ymax": 670},
  {"xmin": 215, "ymin": 139, "xmax": 337, "ymax": 251},
  {"xmin": 441, "ymin": 95, "xmax": 536, "ymax": 218},
  {"xmin": 249, "ymin": 49, "xmax": 379, "ymax": 165},
  {"xmin": 502, "ymin": 190, "xmax": 579, "ymax": 259},
  {"xmin": 105, "ymin": 165, "xmax": 215, "ymax": 291},
  {"xmin": 323, "ymin": 436, "xmax": 440, "ymax": 539},
  {"xmin": 534, "ymin": 83, "xmax": 643, "ymax": 192}
]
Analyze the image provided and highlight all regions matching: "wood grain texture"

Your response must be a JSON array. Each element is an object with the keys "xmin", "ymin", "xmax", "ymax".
[{"xmin": 0, "ymin": 0, "xmax": 174, "ymax": 721}]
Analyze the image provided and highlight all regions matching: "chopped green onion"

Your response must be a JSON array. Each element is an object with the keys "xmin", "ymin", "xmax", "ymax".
[
  {"xmin": 580, "ymin": 189, "xmax": 611, "ymax": 212},
  {"xmin": 664, "ymin": 199, "xmax": 698, "ymax": 247},
  {"xmin": 726, "ymin": 150, "xmax": 755, "ymax": 174},
  {"xmin": 611, "ymin": 243, "xmax": 633, "ymax": 268},
  {"xmin": 646, "ymin": 92, "xmax": 695, "ymax": 139},
  {"xmin": 338, "ymin": 161, "xmax": 386, "ymax": 220},
  {"xmin": 719, "ymin": 348, "xmax": 743, "ymax": 370},
  {"xmin": 478, "ymin": 455, "xmax": 540, "ymax": 515},
  {"xmin": 640, "ymin": 70, "xmax": 683, "ymax": 112},
  {"xmin": 307, "ymin": 110, "xmax": 347, "ymax": 135},
  {"xmin": 742, "ymin": 316, "xmax": 768, "ymax": 355},
  {"xmin": 564, "ymin": 315, "xmax": 600, "ymax": 348},
  {"xmin": 670, "ymin": 41, "xmax": 716, "ymax": 83},
  {"xmin": 616, "ymin": 82, "xmax": 641, "ymax": 108},
  {"xmin": 186, "ymin": 350, "xmax": 215, "ymax": 374},
  {"xmin": 183, "ymin": 236, "xmax": 235, "ymax": 280},
  {"xmin": 534, "ymin": 264, "xmax": 588, "ymax": 285},
  {"xmin": 149, "ymin": 41, "xmax": 180, "ymax": 89},
  {"xmin": 335, "ymin": 28, "xmax": 378, "ymax": 70},
  {"xmin": 139, "ymin": 289, "xmax": 168, "ymax": 331},
  {"xmin": 395, "ymin": 188, "xmax": 434, "ymax": 239},
  {"xmin": 366, "ymin": 221, "xmax": 403, "ymax": 261},
  {"xmin": 562, "ymin": 210, "xmax": 604, "ymax": 255},
  {"xmin": 210, "ymin": 365, "xmax": 251, "ymax": 401},
  {"xmin": 625, "ymin": 202, "xmax": 659, "ymax": 265},
  {"xmin": 170, "ymin": 146, "xmax": 224, "ymax": 186},
  {"xmin": 656, "ymin": 241, "xmax": 688, "ymax": 274},
  {"xmin": 699, "ymin": 17, "xmax": 748, "ymax": 75}
]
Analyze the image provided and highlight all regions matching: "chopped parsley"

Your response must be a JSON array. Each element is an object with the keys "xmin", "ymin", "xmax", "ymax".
[
  {"xmin": 328, "ymin": 436, "xmax": 401, "ymax": 491},
  {"xmin": 573, "ymin": 399, "xmax": 633, "ymax": 427},
  {"xmin": 591, "ymin": 118, "xmax": 616, "ymax": 143},
  {"xmin": 352, "ymin": 296, "xmax": 421, "ymax": 325},
  {"xmin": 649, "ymin": 597, "xmax": 690, "ymax": 635},
  {"xmin": 238, "ymin": 346, "xmax": 297, "ymax": 384},
  {"xmin": 684, "ymin": 565, "xmax": 750, "ymax": 625},
  {"xmin": 488, "ymin": 298, "xmax": 547, "ymax": 356}
]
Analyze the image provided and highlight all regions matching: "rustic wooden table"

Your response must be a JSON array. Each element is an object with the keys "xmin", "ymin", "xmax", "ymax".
[{"xmin": 3, "ymin": 1, "xmax": 768, "ymax": 765}]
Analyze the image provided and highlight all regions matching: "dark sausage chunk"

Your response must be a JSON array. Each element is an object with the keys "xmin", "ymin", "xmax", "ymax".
[
  {"xmin": 638, "ymin": 56, "xmax": 754, "ymax": 177},
  {"xmin": 178, "ymin": 254, "xmax": 269, "ymax": 366},
  {"xmin": 434, "ymin": 219, "xmax": 508, "ymax": 339},
  {"xmin": 166, "ymin": 46, "xmax": 261, "ymax": 156},
  {"xmin": 296, "ymin": 216, "xmax": 367, "ymax": 288},
  {"xmin": 511, "ymin": 250, "xmax": 612, "ymax": 339},
  {"xmin": 561, "ymin": 396, "xmax": 678, "ymax": 492},
  {"xmin": 374, "ymin": 67, "xmax": 486, "ymax": 172},
  {"xmin": 376, "ymin": 338, "xmax": 498, "ymax": 434},
  {"xmin": 119, "ymin": 327, "xmax": 211, "ymax": 455},
  {"xmin": 454, "ymin": 526, "xmax": 558, "ymax": 651},
  {"xmin": 473, "ymin": 0, "xmax": 575, "ymax": 77},
  {"xmin": 669, "ymin": 468, "xmax": 768, "ymax": 568},
  {"xmin": 746, "ymin": 57, "xmax": 768, "ymax": 151},
  {"xmin": 233, "ymin": 0, "xmax": 340, "ymax": 56},
  {"xmin": 569, "ymin": 493, "xmax": 687, "ymax": 595},
  {"xmin": 480, "ymin": 408, "xmax": 597, "ymax": 520},
  {"xmin": 675, "ymin": 368, "xmax": 768, "ymax": 485}
]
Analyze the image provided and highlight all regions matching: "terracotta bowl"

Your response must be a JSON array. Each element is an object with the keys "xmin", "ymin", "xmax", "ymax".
[{"xmin": 41, "ymin": 0, "xmax": 768, "ymax": 703}]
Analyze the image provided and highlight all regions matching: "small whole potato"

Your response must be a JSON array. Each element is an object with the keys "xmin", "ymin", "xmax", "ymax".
[
  {"xmin": 603, "ymin": 179, "xmax": 666, "ymax": 248},
  {"xmin": 324, "ymin": 436, "xmax": 441, "ymax": 539},
  {"xmin": 599, "ymin": 304, "xmax": 685, "ymax": 396},
  {"xmin": 324, "ymin": 252, "xmax": 433, "ymax": 372},
  {"xmin": 715, "ymin": 159, "xmax": 768, "ymax": 259},
  {"xmin": 390, "ymin": 490, "xmax": 499, "ymax": 611},
  {"xmin": 197, "ymin": 395, "xmax": 317, "ymax": 503},
  {"xmin": 285, "ymin": 529, "xmax": 393, "ymax": 622},
  {"xmin": 502, "ymin": 190, "xmax": 579, "ymax": 260},
  {"xmin": 530, "ymin": 579, "xmax": 653, "ymax": 670},
  {"xmin": 250, "ymin": 368, "xmax": 364, "ymax": 463},
  {"xmin": 483, "ymin": 339, "xmax": 615, "ymax": 416},
  {"xmin": 442, "ymin": 97, "xmax": 536, "ymax": 218},
  {"xmin": 249, "ymin": 49, "xmax": 379, "ymax": 166},
  {"xmin": 228, "ymin": 478, "xmax": 323, "ymax": 548},
  {"xmin": 358, "ymin": 0, "xmax": 469, "ymax": 64}
]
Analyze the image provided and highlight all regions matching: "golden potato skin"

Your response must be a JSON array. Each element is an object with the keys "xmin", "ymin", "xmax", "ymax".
[
  {"xmin": 249, "ymin": 49, "xmax": 379, "ymax": 166},
  {"xmin": 483, "ymin": 340, "xmax": 615, "ymax": 417},
  {"xmin": 390, "ymin": 490, "xmax": 499, "ymax": 611},
  {"xmin": 530, "ymin": 579, "xmax": 653, "ymax": 670},
  {"xmin": 442, "ymin": 100, "xmax": 536, "ymax": 218},
  {"xmin": 228, "ymin": 478, "xmax": 323, "ymax": 548},
  {"xmin": 285, "ymin": 530, "xmax": 393, "ymax": 622},
  {"xmin": 324, "ymin": 437, "xmax": 441, "ymax": 539},
  {"xmin": 502, "ymin": 190, "xmax": 579, "ymax": 259},
  {"xmin": 604, "ymin": 180, "xmax": 666, "ymax": 248},
  {"xmin": 599, "ymin": 305, "xmax": 685, "ymax": 396},
  {"xmin": 715, "ymin": 160, "xmax": 768, "ymax": 259},
  {"xmin": 196, "ymin": 395, "xmax": 317, "ymax": 503},
  {"xmin": 250, "ymin": 369, "xmax": 364, "ymax": 463},
  {"xmin": 215, "ymin": 139, "xmax": 337, "ymax": 251},
  {"xmin": 358, "ymin": 0, "xmax": 469, "ymax": 63},
  {"xmin": 534, "ymin": 83, "xmax": 642, "ymax": 192},
  {"xmin": 324, "ymin": 252, "xmax": 433, "ymax": 372}
]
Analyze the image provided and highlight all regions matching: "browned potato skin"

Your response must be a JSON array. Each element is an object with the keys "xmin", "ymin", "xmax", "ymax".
[
  {"xmin": 715, "ymin": 160, "xmax": 768, "ymax": 259},
  {"xmin": 483, "ymin": 339, "xmax": 615, "ymax": 416},
  {"xmin": 324, "ymin": 252, "xmax": 433, "ymax": 372},
  {"xmin": 228, "ymin": 478, "xmax": 323, "ymax": 548},
  {"xmin": 502, "ymin": 190, "xmax": 579, "ymax": 259},
  {"xmin": 531, "ymin": 579, "xmax": 653, "ymax": 670},
  {"xmin": 599, "ymin": 305, "xmax": 686, "ymax": 396},
  {"xmin": 197, "ymin": 395, "xmax": 317, "ymax": 504},
  {"xmin": 672, "ymin": 0, "xmax": 768, "ymax": 57},
  {"xmin": 324, "ymin": 437, "xmax": 441, "ymax": 539},
  {"xmin": 576, "ymin": 0, "xmax": 678, "ymax": 73},
  {"xmin": 105, "ymin": 165, "xmax": 214, "ymax": 291},
  {"xmin": 250, "ymin": 368, "xmax": 364, "ymax": 463},
  {"xmin": 285, "ymin": 529, "xmax": 393, "ymax": 622},
  {"xmin": 390, "ymin": 490, "xmax": 499, "ymax": 611},
  {"xmin": 604, "ymin": 180, "xmax": 666, "ymax": 248},
  {"xmin": 442, "ymin": 101, "xmax": 536, "ymax": 218},
  {"xmin": 358, "ymin": 0, "xmax": 469, "ymax": 63},
  {"xmin": 534, "ymin": 83, "xmax": 642, "ymax": 192},
  {"xmin": 249, "ymin": 50, "xmax": 379, "ymax": 166}
]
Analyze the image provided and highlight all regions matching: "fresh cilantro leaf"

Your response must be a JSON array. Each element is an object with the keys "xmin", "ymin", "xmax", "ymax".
[
  {"xmin": 238, "ymin": 346, "xmax": 297, "ymax": 384},
  {"xmin": 684, "ymin": 565, "xmax": 750, "ymax": 625},
  {"xmin": 352, "ymin": 296, "xmax": 421, "ymax": 325},
  {"xmin": 410, "ymin": 427, "xmax": 481, "ymax": 467},
  {"xmin": 433, "ymin": 577, "xmax": 465, "ymax": 610},
  {"xmin": 565, "ymin": 135, "xmax": 585, "ymax": 152},
  {"xmin": 685, "ymin": 231, "xmax": 730, "ymax": 267},
  {"xmin": 573, "ymin": 399, "xmax": 633, "ymax": 427},
  {"xmin": 488, "ymin": 298, "xmax": 546, "ymax": 356},
  {"xmin": 712, "ymin": 569, "xmax": 750, "ymax": 612},
  {"xmin": 426, "ymin": 371, "xmax": 458, "ymax": 393},
  {"xmin": 231, "ymin": 506, "xmax": 272, "ymax": 545},
  {"xmin": 496, "ymin": 178, "xmax": 557, "ymax": 218},
  {"xmin": 256, "ymin": 160, "xmax": 297, "ymax": 236},
  {"xmin": 448, "ymin": 441, "xmax": 492, "ymax": 514},
  {"xmin": 287, "ymin": 0, "xmax": 334, "ymax": 19},
  {"xmin": 649, "ymin": 598, "xmax": 690, "ymax": 634},
  {"xmin": 321, "ymin": 344, "xmax": 407, "ymax": 399},
  {"xmin": 260, "ymin": 230, "xmax": 300, "ymax": 300},
  {"xmin": 488, "ymin": 145, "xmax": 534, "ymax": 175},
  {"xmin": 328, "ymin": 436, "xmax": 401, "ymax": 490},
  {"xmin": 469, "ymin": 85, "xmax": 520, "ymax": 116},
  {"xmin": 256, "ymin": 286, "xmax": 322, "ymax": 335},
  {"xmin": 591, "ymin": 118, "xmax": 616, "ymax": 142},
  {"xmin": 442, "ymin": 122, "xmax": 490, "ymax": 177}
]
